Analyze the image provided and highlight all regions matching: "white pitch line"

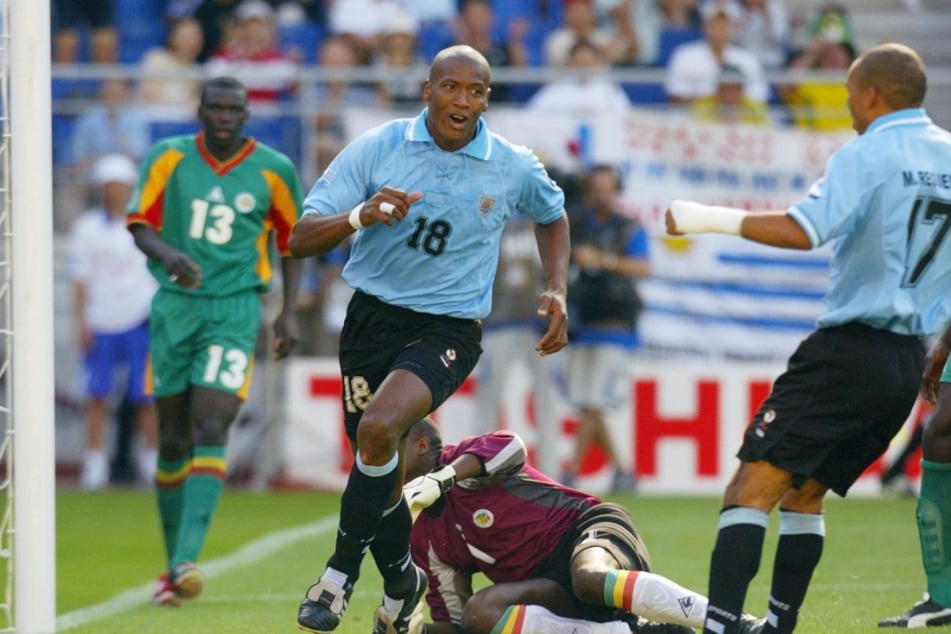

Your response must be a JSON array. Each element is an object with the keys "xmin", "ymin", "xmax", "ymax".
[{"xmin": 55, "ymin": 516, "xmax": 338, "ymax": 632}]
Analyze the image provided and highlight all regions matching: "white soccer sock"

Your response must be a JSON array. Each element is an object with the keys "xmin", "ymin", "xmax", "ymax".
[
  {"xmin": 630, "ymin": 571, "xmax": 708, "ymax": 627},
  {"xmin": 495, "ymin": 605, "xmax": 629, "ymax": 634}
]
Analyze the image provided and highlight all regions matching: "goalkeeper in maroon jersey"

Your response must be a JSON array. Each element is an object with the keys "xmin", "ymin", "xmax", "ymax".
[{"xmin": 402, "ymin": 419, "xmax": 762, "ymax": 634}]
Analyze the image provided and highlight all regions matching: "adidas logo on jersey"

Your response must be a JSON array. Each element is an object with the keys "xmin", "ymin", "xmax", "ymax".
[{"xmin": 207, "ymin": 186, "xmax": 225, "ymax": 202}]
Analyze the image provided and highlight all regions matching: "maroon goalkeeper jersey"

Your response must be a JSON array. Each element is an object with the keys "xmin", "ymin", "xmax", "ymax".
[{"xmin": 410, "ymin": 430, "xmax": 600, "ymax": 624}]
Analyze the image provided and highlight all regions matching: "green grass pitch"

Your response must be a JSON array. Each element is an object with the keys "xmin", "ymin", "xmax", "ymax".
[{"xmin": 36, "ymin": 489, "xmax": 924, "ymax": 633}]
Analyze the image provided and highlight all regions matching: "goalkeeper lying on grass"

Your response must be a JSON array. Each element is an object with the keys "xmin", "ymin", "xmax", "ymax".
[{"xmin": 401, "ymin": 418, "xmax": 763, "ymax": 634}]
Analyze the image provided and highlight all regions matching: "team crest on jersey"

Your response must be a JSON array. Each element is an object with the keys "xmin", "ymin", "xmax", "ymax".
[
  {"xmin": 472, "ymin": 509, "xmax": 494, "ymax": 528},
  {"xmin": 235, "ymin": 193, "xmax": 256, "ymax": 213},
  {"xmin": 478, "ymin": 194, "xmax": 495, "ymax": 218}
]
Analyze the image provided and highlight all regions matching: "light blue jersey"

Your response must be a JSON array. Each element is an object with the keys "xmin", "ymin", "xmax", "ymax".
[
  {"xmin": 788, "ymin": 108, "xmax": 951, "ymax": 336},
  {"xmin": 302, "ymin": 109, "xmax": 565, "ymax": 319}
]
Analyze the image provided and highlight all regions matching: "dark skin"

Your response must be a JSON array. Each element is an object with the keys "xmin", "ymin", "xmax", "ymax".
[
  {"xmin": 289, "ymin": 46, "xmax": 569, "ymax": 496},
  {"xmin": 405, "ymin": 421, "xmax": 636, "ymax": 634},
  {"xmin": 922, "ymin": 325, "xmax": 951, "ymax": 462},
  {"xmin": 129, "ymin": 83, "xmax": 301, "ymax": 457}
]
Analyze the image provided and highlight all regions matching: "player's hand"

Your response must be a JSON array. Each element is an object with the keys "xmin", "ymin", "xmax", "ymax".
[
  {"xmin": 362, "ymin": 187, "xmax": 424, "ymax": 228},
  {"xmin": 535, "ymin": 290, "xmax": 568, "ymax": 356},
  {"xmin": 164, "ymin": 253, "xmax": 202, "ymax": 289},
  {"xmin": 404, "ymin": 465, "xmax": 456, "ymax": 521},
  {"xmin": 272, "ymin": 310, "xmax": 299, "ymax": 360}
]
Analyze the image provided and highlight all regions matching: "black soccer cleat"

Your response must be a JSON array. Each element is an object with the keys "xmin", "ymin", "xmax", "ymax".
[
  {"xmin": 629, "ymin": 616, "xmax": 695, "ymax": 634},
  {"xmin": 297, "ymin": 576, "xmax": 354, "ymax": 633},
  {"xmin": 879, "ymin": 593, "xmax": 951, "ymax": 628}
]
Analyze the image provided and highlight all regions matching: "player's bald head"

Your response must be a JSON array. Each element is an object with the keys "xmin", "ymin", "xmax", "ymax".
[
  {"xmin": 851, "ymin": 42, "xmax": 926, "ymax": 109},
  {"xmin": 429, "ymin": 45, "xmax": 491, "ymax": 85}
]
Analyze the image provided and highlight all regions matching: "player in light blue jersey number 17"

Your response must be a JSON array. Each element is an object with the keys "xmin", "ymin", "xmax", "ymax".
[{"xmin": 666, "ymin": 42, "xmax": 951, "ymax": 634}]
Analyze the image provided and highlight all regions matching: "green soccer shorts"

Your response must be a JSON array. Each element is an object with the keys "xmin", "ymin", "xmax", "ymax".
[{"xmin": 148, "ymin": 289, "xmax": 261, "ymax": 398}]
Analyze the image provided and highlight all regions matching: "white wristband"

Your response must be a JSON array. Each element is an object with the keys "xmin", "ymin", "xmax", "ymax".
[
  {"xmin": 348, "ymin": 203, "xmax": 364, "ymax": 231},
  {"xmin": 669, "ymin": 200, "xmax": 746, "ymax": 235}
]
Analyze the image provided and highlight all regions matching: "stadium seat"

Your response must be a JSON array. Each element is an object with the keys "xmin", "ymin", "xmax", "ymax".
[
  {"xmin": 279, "ymin": 21, "xmax": 324, "ymax": 65},
  {"xmin": 623, "ymin": 82, "xmax": 668, "ymax": 105}
]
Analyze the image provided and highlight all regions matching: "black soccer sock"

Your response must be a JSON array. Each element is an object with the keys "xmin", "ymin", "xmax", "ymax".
[
  {"xmin": 764, "ymin": 510, "xmax": 824, "ymax": 634},
  {"xmin": 704, "ymin": 507, "xmax": 769, "ymax": 634},
  {"xmin": 327, "ymin": 452, "xmax": 399, "ymax": 580},
  {"xmin": 371, "ymin": 495, "xmax": 416, "ymax": 595}
]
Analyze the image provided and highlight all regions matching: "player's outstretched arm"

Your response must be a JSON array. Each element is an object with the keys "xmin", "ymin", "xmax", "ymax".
[{"xmin": 665, "ymin": 200, "xmax": 811, "ymax": 250}]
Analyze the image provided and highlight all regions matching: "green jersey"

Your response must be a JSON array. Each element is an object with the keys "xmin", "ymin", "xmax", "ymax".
[{"xmin": 128, "ymin": 133, "xmax": 303, "ymax": 297}]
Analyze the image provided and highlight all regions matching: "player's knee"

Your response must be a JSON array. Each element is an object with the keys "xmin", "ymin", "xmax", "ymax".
[
  {"xmin": 571, "ymin": 565, "xmax": 608, "ymax": 604},
  {"xmin": 158, "ymin": 432, "xmax": 191, "ymax": 461},
  {"xmin": 461, "ymin": 592, "xmax": 502, "ymax": 634},
  {"xmin": 355, "ymin": 412, "xmax": 400, "ymax": 461},
  {"xmin": 193, "ymin": 416, "xmax": 231, "ymax": 446}
]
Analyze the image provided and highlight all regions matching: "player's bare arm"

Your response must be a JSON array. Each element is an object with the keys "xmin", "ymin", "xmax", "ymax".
[
  {"xmin": 534, "ymin": 212, "xmax": 570, "ymax": 355},
  {"xmin": 128, "ymin": 222, "xmax": 203, "ymax": 289},
  {"xmin": 289, "ymin": 187, "xmax": 423, "ymax": 258},
  {"xmin": 272, "ymin": 256, "xmax": 302, "ymax": 360}
]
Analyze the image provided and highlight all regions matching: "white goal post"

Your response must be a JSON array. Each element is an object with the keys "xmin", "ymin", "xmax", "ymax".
[{"xmin": 5, "ymin": 0, "xmax": 57, "ymax": 632}]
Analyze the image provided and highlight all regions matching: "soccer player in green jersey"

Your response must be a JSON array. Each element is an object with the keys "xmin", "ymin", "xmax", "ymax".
[{"xmin": 127, "ymin": 76, "xmax": 304, "ymax": 606}]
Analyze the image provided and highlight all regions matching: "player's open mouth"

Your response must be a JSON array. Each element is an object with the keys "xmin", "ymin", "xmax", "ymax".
[{"xmin": 448, "ymin": 114, "xmax": 467, "ymax": 130}]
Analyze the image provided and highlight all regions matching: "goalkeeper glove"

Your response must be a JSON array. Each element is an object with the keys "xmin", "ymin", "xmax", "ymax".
[{"xmin": 404, "ymin": 465, "xmax": 456, "ymax": 521}]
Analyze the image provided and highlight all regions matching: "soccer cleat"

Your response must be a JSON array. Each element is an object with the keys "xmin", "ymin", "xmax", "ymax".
[
  {"xmin": 879, "ymin": 593, "xmax": 951, "ymax": 628},
  {"xmin": 738, "ymin": 614, "xmax": 766, "ymax": 634},
  {"xmin": 372, "ymin": 564, "xmax": 428, "ymax": 634},
  {"xmin": 152, "ymin": 572, "xmax": 181, "ymax": 607},
  {"xmin": 297, "ymin": 576, "xmax": 354, "ymax": 633},
  {"xmin": 170, "ymin": 562, "xmax": 204, "ymax": 600}
]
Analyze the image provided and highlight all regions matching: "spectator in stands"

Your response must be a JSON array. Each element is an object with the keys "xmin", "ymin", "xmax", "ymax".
[
  {"xmin": 450, "ymin": 0, "xmax": 529, "ymax": 102},
  {"xmin": 68, "ymin": 154, "xmax": 159, "ymax": 491},
  {"xmin": 52, "ymin": 0, "xmax": 119, "ymax": 63},
  {"xmin": 689, "ymin": 64, "xmax": 771, "ymax": 124},
  {"xmin": 187, "ymin": 0, "xmax": 240, "ymax": 63},
  {"xmin": 594, "ymin": 0, "xmax": 667, "ymax": 67},
  {"xmin": 401, "ymin": 0, "xmax": 458, "ymax": 25},
  {"xmin": 375, "ymin": 10, "xmax": 428, "ymax": 107},
  {"xmin": 732, "ymin": 0, "xmax": 790, "ymax": 70},
  {"xmin": 563, "ymin": 165, "xmax": 650, "ymax": 493},
  {"xmin": 664, "ymin": 0, "xmax": 769, "ymax": 104},
  {"xmin": 138, "ymin": 17, "xmax": 205, "ymax": 118},
  {"xmin": 327, "ymin": 0, "xmax": 405, "ymax": 64},
  {"xmin": 544, "ymin": 0, "xmax": 639, "ymax": 67},
  {"xmin": 528, "ymin": 38, "xmax": 632, "ymax": 116},
  {"xmin": 309, "ymin": 35, "xmax": 381, "ymax": 173},
  {"xmin": 205, "ymin": 0, "xmax": 298, "ymax": 107},
  {"xmin": 779, "ymin": 3, "xmax": 857, "ymax": 131},
  {"xmin": 70, "ymin": 77, "xmax": 152, "ymax": 179}
]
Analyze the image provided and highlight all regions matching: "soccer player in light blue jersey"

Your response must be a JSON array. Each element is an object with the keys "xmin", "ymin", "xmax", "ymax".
[
  {"xmin": 665, "ymin": 42, "xmax": 951, "ymax": 634},
  {"xmin": 289, "ymin": 45, "xmax": 571, "ymax": 634}
]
